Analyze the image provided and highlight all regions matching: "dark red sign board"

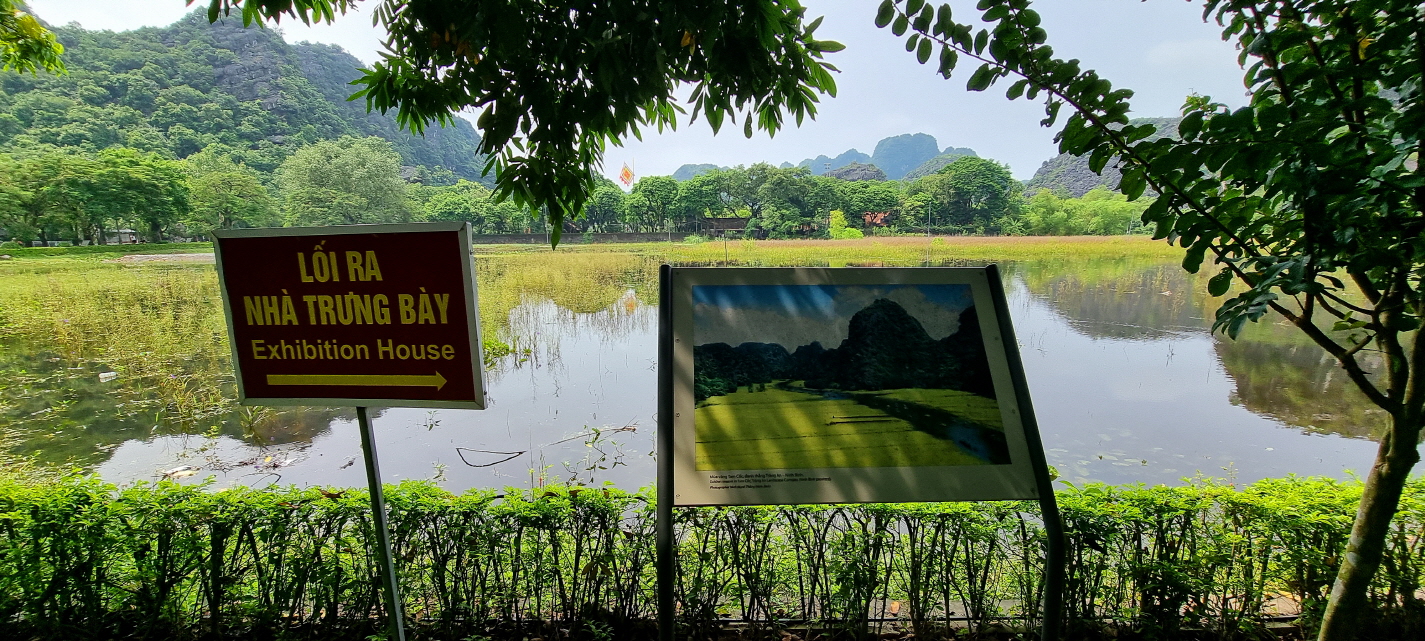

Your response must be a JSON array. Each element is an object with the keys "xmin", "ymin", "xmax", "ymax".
[{"xmin": 212, "ymin": 223, "xmax": 485, "ymax": 409}]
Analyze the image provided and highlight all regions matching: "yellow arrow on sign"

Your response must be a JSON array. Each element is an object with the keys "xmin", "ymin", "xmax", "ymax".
[{"xmin": 266, "ymin": 372, "xmax": 447, "ymax": 391}]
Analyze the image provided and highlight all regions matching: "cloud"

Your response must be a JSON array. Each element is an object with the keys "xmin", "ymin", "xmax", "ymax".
[{"xmin": 1146, "ymin": 39, "xmax": 1235, "ymax": 70}]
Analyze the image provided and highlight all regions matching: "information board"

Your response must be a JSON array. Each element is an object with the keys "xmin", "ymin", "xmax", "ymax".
[
  {"xmin": 669, "ymin": 267, "xmax": 1044, "ymax": 505},
  {"xmin": 213, "ymin": 223, "xmax": 485, "ymax": 409}
]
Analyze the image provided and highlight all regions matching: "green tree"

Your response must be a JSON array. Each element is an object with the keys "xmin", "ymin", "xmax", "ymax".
[
  {"xmin": 932, "ymin": 156, "xmax": 1021, "ymax": 233},
  {"xmin": 184, "ymin": 148, "xmax": 276, "ymax": 233},
  {"xmin": 215, "ymin": 0, "xmax": 842, "ymax": 242},
  {"xmin": 90, "ymin": 148, "xmax": 190, "ymax": 242},
  {"xmin": 421, "ymin": 180, "xmax": 494, "ymax": 230},
  {"xmin": 827, "ymin": 209, "xmax": 863, "ymax": 239},
  {"xmin": 187, "ymin": 172, "xmax": 274, "ymax": 233},
  {"xmin": 579, "ymin": 182, "xmax": 627, "ymax": 233},
  {"xmin": 2, "ymin": 149, "xmax": 188, "ymax": 243},
  {"xmin": 837, "ymin": 179, "xmax": 902, "ymax": 228},
  {"xmin": 674, "ymin": 172, "xmax": 729, "ymax": 227},
  {"xmin": 1, "ymin": 0, "xmax": 64, "ymax": 74},
  {"xmin": 1022, "ymin": 187, "xmax": 1148, "ymax": 236},
  {"xmin": 877, "ymin": 0, "xmax": 1425, "ymax": 637},
  {"xmin": 276, "ymin": 136, "xmax": 408, "ymax": 226},
  {"xmin": 0, "ymin": 153, "xmax": 58, "ymax": 243},
  {"xmin": 627, "ymin": 175, "xmax": 679, "ymax": 232}
]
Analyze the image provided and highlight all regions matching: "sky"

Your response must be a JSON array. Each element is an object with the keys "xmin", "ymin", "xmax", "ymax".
[
  {"xmin": 693, "ymin": 284, "xmax": 974, "ymax": 348},
  {"xmin": 27, "ymin": 0, "xmax": 1247, "ymax": 181}
]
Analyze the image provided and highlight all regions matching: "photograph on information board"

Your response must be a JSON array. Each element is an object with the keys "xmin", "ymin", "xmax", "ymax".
[
  {"xmin": 694, "ymin": 283, "xmax": 1008, "ymax": 470},
  {"xmin": 671, "ymin": 268, "xmax": 1043, "ymax": 506}
]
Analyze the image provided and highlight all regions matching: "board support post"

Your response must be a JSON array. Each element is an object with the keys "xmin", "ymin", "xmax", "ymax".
[
  {"xmin": 358, "ymin": 406, "xmax": 408, "ymax": 641},
  {"xmin": 983, "ymin": 264, "xmax": 1063, "ymax": 641},
  {"xmin": 657, "ymin": 264, "xmax": 675, "ymax": 641}
]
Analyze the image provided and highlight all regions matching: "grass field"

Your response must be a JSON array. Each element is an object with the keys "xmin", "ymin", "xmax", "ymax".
[
  {"xmin": 694, "ymin": 386, "xmax": 996, "ymax": 470},
  {"xmin": 875, "ymin": 388, "xmax": 1006, "ymax": 429}
]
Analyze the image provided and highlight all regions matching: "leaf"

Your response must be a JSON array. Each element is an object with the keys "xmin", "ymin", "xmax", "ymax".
[
  {"xmin": 913, "ymin": 6, "xmax": 934, "ymax": 32},
  {"xmin": 1005, "ymin": 78, "xmax": 1028, "ymax": 100},
  {"xmin": 875, "ymin": 0, "xmax": 896, "ymax": 28},
  {"xmin": 906, "ymin": 0, "xmax": 926, "ymax": 15},
  {"xmin": 906, "ymin": 34, "xmax": 920, "ymax": 53},
  {"xmin": 1118, "ymin": 168, "xmax": 1146, "ymax": 200},
  {"xmin": 892, "ymin": 15, "xmax": 910, "ymax": 36},
  {"xmin": 1178, "ymin": 111, "xmax": 1204, "ymax": 141},
  {"xmin": 1208, "ymin": 268, "xmax": 1233, "ymax": 297},
  {"xmin": 1181, "ymin": 236, "xmax": 1213, "ymax": 274},
  {"xmin": 967, "ymin": 65, "xmax": 994, "ymax": 91},
  {"xmin": 938, "ymin": 46, "xmax": 959, "ymax": 78},
  {"xmin": 917, "ymin": 37, "xmax": 933, "ymax": 64}
]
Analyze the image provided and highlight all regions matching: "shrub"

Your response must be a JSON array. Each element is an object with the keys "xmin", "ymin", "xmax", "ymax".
[
  {"xmin": 0, "ymin": 476, "xmax": 1420, "ymax": 640},
  {"xmin": 828, "ymin": 210, "xmax": 865, "ymax": 239}
]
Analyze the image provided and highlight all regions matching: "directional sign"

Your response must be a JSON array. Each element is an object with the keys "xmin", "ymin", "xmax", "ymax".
[{"xmin": 212, "ymin": 223, "xmax": 485, "ymax": 409}]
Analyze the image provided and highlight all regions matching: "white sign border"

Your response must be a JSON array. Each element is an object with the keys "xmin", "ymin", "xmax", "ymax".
[
  {"xmin": 670, "ymin": 267, "xmax": 1040, "ymax": 505},
  {"xmin": 212, "ymin": 222, "xmax": 487, "ymax": 410}
]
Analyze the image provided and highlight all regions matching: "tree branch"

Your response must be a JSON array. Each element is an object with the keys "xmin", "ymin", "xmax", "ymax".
[
  {"xmin": 1276, "ymin": 297, "xmax": 1397, "ymax": 411},
  {"xmin": 1352, "ymin": 272, "xmax": 1384, "ymax": 306},
  {"xmin": 1247, "ymin": 3, "xmax": 1302, "ymax": 119}
]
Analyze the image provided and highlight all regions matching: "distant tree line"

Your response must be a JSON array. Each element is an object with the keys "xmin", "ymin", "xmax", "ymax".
[{"xmin": 0, "ymin": 137, "xmax": 1151, "ymax": 245}]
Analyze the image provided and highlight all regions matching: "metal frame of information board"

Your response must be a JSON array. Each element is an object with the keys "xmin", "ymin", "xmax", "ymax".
[{"xmin": 655, "ymin": 263, "xmax": 1064, "ymax": 641}]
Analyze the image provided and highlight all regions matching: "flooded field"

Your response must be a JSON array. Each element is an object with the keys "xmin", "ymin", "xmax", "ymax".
[{"xmin": 0, "ymin": 239, "xmax": 1398, "ymax": 489}]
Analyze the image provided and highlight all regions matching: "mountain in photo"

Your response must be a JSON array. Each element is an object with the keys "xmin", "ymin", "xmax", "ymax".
[{"xmin": 693, "ymin": 298, "xmax": 994, "ymax": 401}]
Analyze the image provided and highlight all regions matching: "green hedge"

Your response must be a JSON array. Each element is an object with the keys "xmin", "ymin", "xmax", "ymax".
[
  {"xmin": 0, "ymin": 476, "xmax": 1420, "ymax": 640},
  {"xmin": 0, "ymin": 242, "xmax": 212, "ymax": 258}
]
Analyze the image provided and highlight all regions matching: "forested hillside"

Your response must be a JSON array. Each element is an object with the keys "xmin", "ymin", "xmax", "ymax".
[
  {"xmin": 0, "ymin": 10, "xmax": 485, "ymax": 179},
  {"xmin": 0, "ymin": 10, "xmax": 1157, "ymax": 246}
]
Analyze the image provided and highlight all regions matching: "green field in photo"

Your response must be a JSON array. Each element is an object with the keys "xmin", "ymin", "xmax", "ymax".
[
  {"xmin": 694, "ymin": 385, "xmax": 996, "ymax": 470},
  {"xmin": 874, "ymin": 388, "xmax": 1006, "ymax": 430}
]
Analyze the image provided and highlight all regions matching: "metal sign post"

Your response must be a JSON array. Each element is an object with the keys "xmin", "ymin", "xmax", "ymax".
[{"xmin": 358, "ymin": 407, "xmax": 407, "ymax": 641}]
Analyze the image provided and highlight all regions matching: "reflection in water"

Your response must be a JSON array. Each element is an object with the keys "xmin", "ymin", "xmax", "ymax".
[
  {"xmin": 1216, "ymin": 328, "xmax": 1390, "ymax": 440},
  {"xmin": 1015, "ymin": 261, "xmax": 1392, "ymax": 442},
  {"xmin": 8, "ymin": 262, "xmax": 1410, "ymax": 489},
  {"xmin": 94, "ymin": 294, "xmax": 660, "ymax": 490}
]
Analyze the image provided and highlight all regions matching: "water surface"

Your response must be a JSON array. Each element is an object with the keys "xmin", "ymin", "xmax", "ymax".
[{"xmin": 1, "ymin": 258, "xmax": 1402, "ymax": 489}]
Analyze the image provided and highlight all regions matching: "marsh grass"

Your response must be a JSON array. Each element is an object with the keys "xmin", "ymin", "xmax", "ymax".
[
  {"xmin": 0, "ymin": 237, "xmax": 1202, "ymax": 473},
  {"xmin": 0, "ymin": 261, "xmax": 232, "ymax": 441}
]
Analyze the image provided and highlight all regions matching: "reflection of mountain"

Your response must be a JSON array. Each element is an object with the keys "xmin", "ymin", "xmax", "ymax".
[
  {"xmin": 693, "ymin": 299, "xmax": 993, "ymax": 401},
  {"xmin": 1016, "ymin": 262, "xmax": 1391, "ymax": 441},
  {"xmin": 1216, "ymin": 326, "xmax": 1391, "ymax": 440},
  {"xmin": 1020, "ymin": 262, "xmax": 1208, "ymax": 340}
]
